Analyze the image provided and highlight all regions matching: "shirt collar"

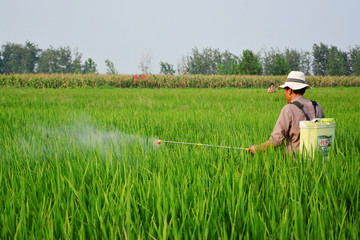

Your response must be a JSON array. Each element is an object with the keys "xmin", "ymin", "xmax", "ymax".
[{"xmin": 291, "ymin": 95, "xmax": 305, "ymax": 103}]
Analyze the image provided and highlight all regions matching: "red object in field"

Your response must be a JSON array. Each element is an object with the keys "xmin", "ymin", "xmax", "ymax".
[
  {"xmin": 155, "ymin": 140, "xmax": 162, "ymax": 146},
  {"xmin": 132, "ymin": 74, "xmax": 148, "ymax": 81},
  {"xmin": 132, "ymin": 74, "xmax": 150, "ymax": 85}
]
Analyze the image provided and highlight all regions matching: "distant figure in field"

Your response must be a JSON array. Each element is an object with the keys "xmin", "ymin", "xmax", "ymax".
[
  {"xmin": 267, "ymin": 83, "xmax": 276, "ymax": 93},
  {"xmin": 182, "ymin": 67, "xmax": 189, "ymax": 75},
  {"xmin": 249, "ymin": 71, "xmax": 325, "ymax": 154}
]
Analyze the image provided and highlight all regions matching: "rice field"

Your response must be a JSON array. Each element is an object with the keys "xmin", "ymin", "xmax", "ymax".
[{"xmin": 0, "ymin": 87, "xmax": 359, "ymax": 239}]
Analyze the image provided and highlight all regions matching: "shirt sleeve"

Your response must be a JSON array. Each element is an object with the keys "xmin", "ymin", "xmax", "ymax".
[
  {"xmin": 317, "ymin": 104, "xmax": 325, "ymax": 118},
  {"xmin": 269, "ymin": 106, "xmax": 292, "ymax": 146}
]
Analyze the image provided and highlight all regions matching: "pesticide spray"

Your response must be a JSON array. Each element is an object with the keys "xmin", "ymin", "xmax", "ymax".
[
  {"xmin": 17, "ymin": 113, "xmax": 249, "ymax": 160},
  {"xmin": 17, "ymin": 117, "xmax": 160, "ymax": 160}
]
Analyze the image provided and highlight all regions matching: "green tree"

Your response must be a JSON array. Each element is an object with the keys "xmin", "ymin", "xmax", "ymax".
[
  {"xmin": 326, "ymin": 46, "xmax": 350, "ymax": 76},
  {"xmin": 220, "ymin": 50, "xmax": 239, "ymax": 74},
  {"xmin": 262, "ymin": 48, "xmax": 290, "ymax": 75},
  {"xmin": 272, "ymin": 54, "xmax": 290, "ymax": 75},
  {"xmin": 312, "ymin": 43, "xmax": 329, "ymax": 76},
  {"xmin": 0, "ymin": 53, "xmax": 3, "ymax": 74},
  {"xmin": 284, "ymin": 48, "xmax": 311, "ymax": 75},
  {"xmin": 349, "ymin": 46, "xmax": 360, "ymax": 76},
  {"xmin": 22, "ymin": 41, "xmax": 41, "ymax": 73},
  {"xmin": 218, "ymin": 62, "xmax": 227, "ymax": 75},
  {"xmin": 83, "ymin": 58, "xmax": 97, "ymax": 74},
  {"xmin": 299, "ymin": 50, "xmax": 311, "ymax": 75},
  {"xmin": 58, "ymin": 46, "xmax": 72, "ymax": 73},
  {"xmin": 0, "ymin": 43, "xmax": 19, "ymax": 73},
  {"xmin": 37, "ymin": 46, "xmax": 60, "ymax": 73},
  {"xmin": 37, "ymin": 46, "xmax": 73, "ymax": 73},
  {"xmin": 105, "ymin": 59, "xmax": 118, "ymax": 74},
  {"xmin": 72, "ymin": 49, "xmax": 83, "ymax": 73},
  {"xmin": 285, "ymin": 48, "xmax": 301, "ymax": 71},
  {"xmin": 187, "ymin": 47, "xmax": 220, "ymax": 74},
  {"xmin": 239, "ymin": 49, "xmax": 262, "ymax": 75},
  {"xmin": 159, "ymin": 61, "xmax": 175, "ymax": 75},
  {"xmin": 0, "ymin": 42, "xmax": 37, "ymax": 73}
]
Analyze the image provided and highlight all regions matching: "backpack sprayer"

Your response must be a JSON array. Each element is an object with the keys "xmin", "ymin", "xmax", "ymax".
[
  {"xmin": 155, "ymin": 139, "xmax": 249, "ymax": 151},
  {"xmin": 299, "ymin": 118, "xmax": 336, "ymax": 158}
]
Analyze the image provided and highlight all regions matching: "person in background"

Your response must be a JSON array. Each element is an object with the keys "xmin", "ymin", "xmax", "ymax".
[
  {"xmin": 267, "ymin": 83, "xmax": 276, "ymax": 93},
  {"xmin": 249, "ymin": 71, "xmax": 325, "ymax": 154}
]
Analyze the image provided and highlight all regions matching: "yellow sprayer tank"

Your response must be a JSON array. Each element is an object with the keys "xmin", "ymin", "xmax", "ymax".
[{"xmin": 299, "ymin": 118, "xmax": 336, "ymax": 157}]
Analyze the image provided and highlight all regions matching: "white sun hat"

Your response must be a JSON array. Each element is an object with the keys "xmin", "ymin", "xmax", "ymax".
[{"xmin": 278, "ymin": 71, "xmax": 311, "ymax": 90}]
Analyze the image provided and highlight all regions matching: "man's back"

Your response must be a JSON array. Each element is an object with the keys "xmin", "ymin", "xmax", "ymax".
[
  {"xmin": 270, "ymin": 95, "xmax": 325, "ymax": 153},
  {"xmin": 248, "ymin": 71, "xmax": 325, "ymax": 154}
]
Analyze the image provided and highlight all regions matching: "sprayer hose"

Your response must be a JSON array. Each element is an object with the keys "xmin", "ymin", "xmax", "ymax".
[{"xmin": 161, "ymin": 140, "xmax": 247, "ymax": 150}]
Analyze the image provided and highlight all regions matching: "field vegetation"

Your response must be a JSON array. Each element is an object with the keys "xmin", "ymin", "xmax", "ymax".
[
  {"xmin": 1, "ymin": 73, "xmax": 360, "ymax": 89},
  {"xmin": 0, "ymin": 87, "xmax": 359, "ymax": 239}
]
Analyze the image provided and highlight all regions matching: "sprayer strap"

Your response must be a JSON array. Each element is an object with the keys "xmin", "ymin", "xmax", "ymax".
[
  {"xmin": 291, "ymin": 101, "xmax": 311, "ymax": 120},
  {"xmin": 311, "ymin": 101, "xmax": 318, "ymax": 118}
]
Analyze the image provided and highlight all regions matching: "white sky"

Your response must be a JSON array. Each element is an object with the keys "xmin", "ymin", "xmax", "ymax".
[{"xmin": 1, "ymin": 0, "xmax": 359, "ymax": 74}]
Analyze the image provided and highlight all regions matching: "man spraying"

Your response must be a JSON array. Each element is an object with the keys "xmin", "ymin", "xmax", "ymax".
[{"xmin": 248, "ymin": 71, "xmax": 325, "ymax": 154}]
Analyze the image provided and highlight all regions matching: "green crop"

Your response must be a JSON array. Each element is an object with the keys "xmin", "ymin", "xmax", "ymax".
[
  {"xmin": 0, "ymin": 87, "xmax": 359, "ymax": 239},
  {"xmin": 1, "ymin": 74, "xmax": 360, "ymax": 88}
]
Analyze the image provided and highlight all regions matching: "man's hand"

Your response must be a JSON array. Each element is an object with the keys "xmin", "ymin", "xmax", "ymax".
[
  {"xmin": 248, "ymin": 141, "xmax": 274, "ymax": 154},
  {"xmin": 248, "ymin": 145, "xmax": 257, "ymax": 154}
]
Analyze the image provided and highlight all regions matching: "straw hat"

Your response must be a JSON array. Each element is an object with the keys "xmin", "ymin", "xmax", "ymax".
[{"xmin": 278, "ymin": 71, "xmax": 311, "ymax": 90}]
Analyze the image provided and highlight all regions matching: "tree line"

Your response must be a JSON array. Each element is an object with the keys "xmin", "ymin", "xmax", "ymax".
[
  {"xmin": 0, "ymin": 42, "xmax": 98, "ymax": 74},
  {"xmin": 0, "ymin": 42, "xmax": 118, "ymax": 75},
  {"xmin": 1, "ymin": 41, "xmax": 359, "ymax": 76},
  {"xmin": 162, "ymin": 44, "xmax": 360, "ymax": 76}
]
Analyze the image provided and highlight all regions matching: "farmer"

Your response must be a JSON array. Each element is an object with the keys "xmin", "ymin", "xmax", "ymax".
[
  {"xmin": 267, "ymin": 83, "xmax": 276, "ymax": 93},
  {"xmin": 248, "ymin": 71, "xmax": 325, "ymax": 154}
]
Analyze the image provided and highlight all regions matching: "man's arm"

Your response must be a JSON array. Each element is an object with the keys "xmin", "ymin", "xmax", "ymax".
[
  {"xmin": 248, "ymin": 106, "xmax": 291, "ymax": 154},
  {"xmin": 248, "ymin": 140, "xmax": 275, "ymax": 154}
]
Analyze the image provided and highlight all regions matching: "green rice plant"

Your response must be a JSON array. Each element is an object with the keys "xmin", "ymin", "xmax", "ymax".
[{"xmin": 0, "ymin": 87, "xmax": 359, "ymax": 239}]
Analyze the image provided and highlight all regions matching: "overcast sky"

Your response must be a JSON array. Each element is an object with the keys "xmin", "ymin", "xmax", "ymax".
[{"xmin": 1, "ymin": 0, "xmax": 359, "ymax": 74}]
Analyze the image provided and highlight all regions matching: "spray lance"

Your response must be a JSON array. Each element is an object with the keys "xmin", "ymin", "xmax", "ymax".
[{"xmin": 155, "ymin": 139, "xmax": 249, "ymax": 151}]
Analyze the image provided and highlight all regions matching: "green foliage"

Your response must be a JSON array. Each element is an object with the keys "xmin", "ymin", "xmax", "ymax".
[
  {"xmin": 272, "ymin": 54, "xmax": 291, "ymax": 75},
  {"xmin": 349, "ymin": 46, "xmax": 360, "ymax": 76},
  {"xmin": 37, "ymin": 46, "xmax": 73, "ymax": 73},
  {"xmin": 285, "ymin": 48, "xmax": 301, "ymax": 71},
  {"xmin": 0, "ymin": 88, "xmax": 359, "ymax": 238},
  {"xmin": 262, "ymin": 48, "xmax": 290, "ymax": 75},
  {"xmin": 23, "ymin": 42, "xmax": 41, "ymax": 73},
  {"xmin": 239, "ymin": 49, "xmax": 262, "ymax": 75},
  {"xmin": 221, "ymin": 50, "xmax": 240, "ymax": 74},
  {"xmin": 159, "ymin": 61, "xmax": 175, "ymax": 75},
  {"xmin": 37, "ymin": 47, "xmax": 55, "ymax": 73},
  {"xmin": 284, "ymin": 48, "xmax": 311, "ymax": 74},
  {"xmin": 326, "ymin": 46, "xmax": 351, "ymax": 76},
  {"xmin": 218, "ymin": 62, "xmax": 226, "ymax": 75},
  {"xmin": 217, "ymin": 60, "xmax": 239, "ymax": 75},
  {"xmin": 187, "ymin": 47, "xmax": 221, "ymax": 74},
  {"xmin": 0, "ymin": 42, "xmax": 98, "ymax": 74},
  {"xmin": 0, "ymin": 54, "xmax": 3, "ymax": 74},
  {"xmin": 1, "ymin": 74, "xmax": 360, "ymax": 89},
  {"xmin": 72, "ymin": 48, "xmax": 83, "ymax": 74},
  {"xmin": 105, "ymin": 59, "xmax": 118, "ymax": 74},
  {"xmin": 312, "ymin": 43, "xmax": 329, "ymax": 76},
  {"xmin": 1, "ymin": 41, "xmax": 360, "ymax": 76},
  {"xmin": 83, "ymin": 58, "xmax": 97, "ymax": 74},
  {"xmin": 0, "ymin": 41, "xmax": 40, "ymax": 73}
]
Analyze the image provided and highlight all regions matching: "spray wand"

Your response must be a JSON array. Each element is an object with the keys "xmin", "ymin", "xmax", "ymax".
[{"xmin": 155, "ymin": 139, "xmax": 249, "ymax": 151}]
